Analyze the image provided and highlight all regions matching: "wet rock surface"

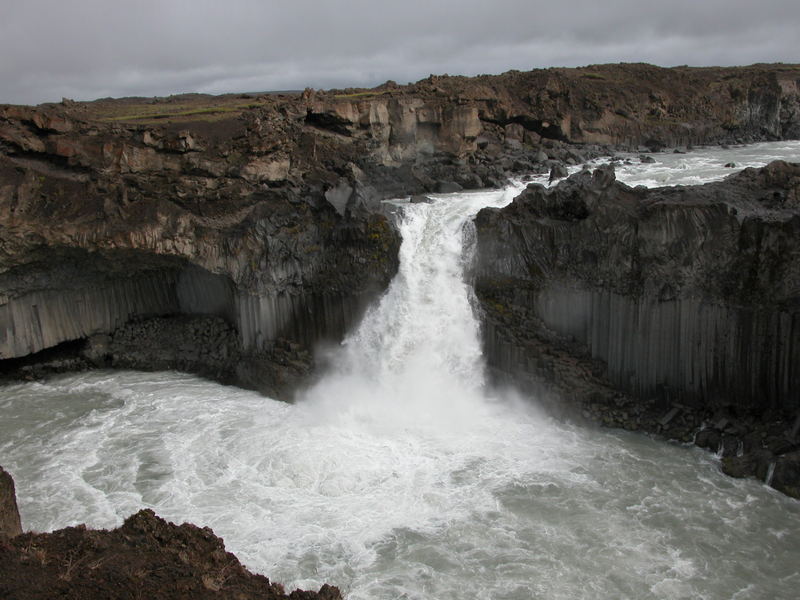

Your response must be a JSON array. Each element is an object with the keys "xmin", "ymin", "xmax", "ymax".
[{"xmin": 474, "ymin": 160, "xmax": 800, "ymax": 497}]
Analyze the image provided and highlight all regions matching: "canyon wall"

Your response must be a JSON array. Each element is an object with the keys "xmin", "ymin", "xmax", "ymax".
[
  {"xmin": 0, "ymin": 99, "xmax": 401, "ymax": 391},
  {"xmin": 308, "ymin": 63, "xmax": 800, "ymax": 155},
  {"xmin": 1, "ymin": 63, "xmax": 799, "ymax": 393},
  {"xmin": 474, "ymin": 161, "xmax": 800, "ymax": 414}
]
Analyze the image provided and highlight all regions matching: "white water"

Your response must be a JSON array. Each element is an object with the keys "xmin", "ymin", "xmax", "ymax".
[
  {"xmin": 590, "ymin": 140, "xmax": 800, "ymax": 187},
  {"xmin": 2, "ymin": 142, "xmax": 800, "ymax": 599}
]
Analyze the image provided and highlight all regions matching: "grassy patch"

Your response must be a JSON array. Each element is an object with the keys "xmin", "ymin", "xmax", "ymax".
[
  {"xmin": 332, "ymin": 90, "xmax": 388, "ymax": 100},
  {"xmin": 96, "ymin": 100, "xmax": 264, "ymax": 124}
]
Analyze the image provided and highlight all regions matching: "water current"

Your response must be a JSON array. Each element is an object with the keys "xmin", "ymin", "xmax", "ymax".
[{"xmin": 2, "ymin": 142, "xmax": 800, "ymax": 599}]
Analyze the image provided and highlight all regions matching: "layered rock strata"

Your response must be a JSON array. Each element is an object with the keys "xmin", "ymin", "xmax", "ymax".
[
  {"xmin": 2, "ymin": 63, "xmax": 799, "ymax": 388},
  {"xmin": 0, "ymin": 101, "xmax": 401, "ymax": 394}
]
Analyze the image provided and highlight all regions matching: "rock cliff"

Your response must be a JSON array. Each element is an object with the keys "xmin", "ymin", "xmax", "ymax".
[
  {"xmin": 0, "ymin": 98, "xmax": 401, "ymax": 395},
  {"xmin": 0, "ymin": 62, "xmax": 798, "ymax": 393},
  {"xmin": 473, "ymin": 160, "xmax": 800, "ymax": 494}
]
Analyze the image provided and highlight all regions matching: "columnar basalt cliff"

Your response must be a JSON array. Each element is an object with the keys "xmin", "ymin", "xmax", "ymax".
[
  {"xmin": 0, "ymin": 99, "xmax": 402, "ymax": 395},
  {"xmin": 1, "ymin": 64, "xmax": 799, "ymax": 390},
  {"xmin": 473, "ymin": 161, "xmax": 800, "ymax": 495}
]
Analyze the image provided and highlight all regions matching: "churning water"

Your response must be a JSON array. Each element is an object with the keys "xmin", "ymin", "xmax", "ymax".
[{"xmin": 3, "ymin": 142, "xmax": 800, "ymax": 599}]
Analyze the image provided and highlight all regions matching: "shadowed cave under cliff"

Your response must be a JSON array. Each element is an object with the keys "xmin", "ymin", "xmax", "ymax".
[{"xmin": 0, "ymin": 247, "xmax": 375, "ymax": 397}]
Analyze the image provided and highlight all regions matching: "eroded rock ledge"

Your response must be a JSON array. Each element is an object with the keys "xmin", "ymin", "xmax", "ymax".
[{"xmin": 474, "ymin": 160, "xmax": 800, "ymax": 496}]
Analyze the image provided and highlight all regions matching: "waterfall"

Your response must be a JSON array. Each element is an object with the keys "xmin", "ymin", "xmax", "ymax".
[{"xmin": 298, "ymin": 185, "xmax": 524, "ymax": 431}]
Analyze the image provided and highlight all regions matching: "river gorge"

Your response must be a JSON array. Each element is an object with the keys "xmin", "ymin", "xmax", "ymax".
[
  {"xmin": 2, "ymin": 64, "xmax": 800, "ymax": 598},
  {"xmin": 3, "ymin": 140, "xmax": 800, "ymax": 599}
]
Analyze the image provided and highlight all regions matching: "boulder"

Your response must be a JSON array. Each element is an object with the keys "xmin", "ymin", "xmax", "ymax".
[
  {"xmin": 436, "ymin": 180, "xmax": 463, "ymax": 193},
  {"xmin": 694, "ymin": 429, "xmax": 721, "ymax": 452},
  {"xmin": 548, "ymin": 162, "xmax": 569, "ymax": 183},
  {"xmin": 771, "ymin": 451, "xmax": 800, "ymax": 498}
]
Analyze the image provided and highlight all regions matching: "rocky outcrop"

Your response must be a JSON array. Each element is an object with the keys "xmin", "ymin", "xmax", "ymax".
[
  {"xmin": 0, "ymin": 466, "xmax": 22, "ymax": 540},
  {"xmin": 474, "ymin": 161, "xmax": 800, "ymax": 494},
  {"xmin": 309, "ymin": 64, "xmax": 800, "ymax": 159},
  {"xmin": 0, "ymin": 508, "xmax": 342, "ymax": 599},
  {"xmin": 0, "ymin": 99, "xmax": 401, "ymax": 394},
  {"xmin": 0, "ymin": 469, "xmax": 340, "ymax": 599},
  {"xmin": 419, "ymin": 63, "xmax": 800, "ymax": 149}
]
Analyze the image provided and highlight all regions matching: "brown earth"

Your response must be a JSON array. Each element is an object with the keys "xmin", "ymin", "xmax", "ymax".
[
  {"xmin": 0, "ymin": 509, "xmax": 342, "ymax": 600},
  {"xmin": 1, "ymin": 466, "xmax": 341, "ymax": 600}
]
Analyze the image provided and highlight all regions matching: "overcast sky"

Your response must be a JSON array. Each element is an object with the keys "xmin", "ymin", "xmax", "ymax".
[{"xmin": 1, "ymin": 0, "xmax": 798, "ymax": 105}]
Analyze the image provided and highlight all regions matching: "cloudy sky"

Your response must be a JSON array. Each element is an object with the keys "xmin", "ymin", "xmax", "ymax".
[{"xmin": 1, "ymin": 0, "xmax": 797, "ymax": 105}]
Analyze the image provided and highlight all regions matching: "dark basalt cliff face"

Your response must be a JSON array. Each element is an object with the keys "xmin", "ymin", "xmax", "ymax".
[
  {"xmin": 0, "ymin": 99, "xmax": 402, "ymax": 396},
  {"xmin": 1, "ymin": 63, "xmax": 798, "ymax": 391},
  {"xmin": 474, "ymin": 160, "xmax": 800, "ymax": 495}
]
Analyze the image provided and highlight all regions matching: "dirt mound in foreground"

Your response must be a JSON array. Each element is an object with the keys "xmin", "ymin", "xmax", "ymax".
[{"xmin": 0, "ymin": 508, "xmax": 341, "ymax": 600}]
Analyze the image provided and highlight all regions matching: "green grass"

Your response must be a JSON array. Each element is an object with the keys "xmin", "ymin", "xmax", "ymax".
[{"xmin": 98, "ymin": 101, "xmax": 264, "ymax": 123}]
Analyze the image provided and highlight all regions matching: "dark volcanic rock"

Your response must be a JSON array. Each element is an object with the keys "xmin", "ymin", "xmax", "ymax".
[
  {"xmin": 548, "ymin": 162, "xmax": 569, "ymax": 182},
  {"xmin": 2, "ymin": 63, "xmax": 799, "ymax": 391},
  {"xmin": 475, "ymin": 160, "xmax": 800, "ymax": 412},
  {"xmin": 0, "ymin": 100, "xmax": 402, "ymax": 393},
  {"xmin": 0, "ymin": 421, "xmax": 340, "ymax": 600},
  {"xmin": 0, "ymin": 508, "xmax": 342, "ymax": 600},
  {"xmin": 474, "ymin": 160, "xmax": 800, "ymax": 496},
  {"xmin": 0, "ymin": 466, "xmax": 22, "ymax": 539},
  {"xmin": 771, "ymin": 451, "xmax": 800, "ymax": 497}
]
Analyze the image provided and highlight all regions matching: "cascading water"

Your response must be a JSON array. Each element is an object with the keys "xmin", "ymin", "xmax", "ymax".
[
  {"xmin": 298, "ymin": 185, "xmax": 524, "ymax": 436},
  {"xmin": 3, "ymin": 142, "xmax": 800, "ymax": 599}
]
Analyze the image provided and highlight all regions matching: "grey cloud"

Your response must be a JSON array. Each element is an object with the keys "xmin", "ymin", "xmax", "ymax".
[{"xmin": 1, "ymin": 0, "xmax": 798, "ymax": 104}]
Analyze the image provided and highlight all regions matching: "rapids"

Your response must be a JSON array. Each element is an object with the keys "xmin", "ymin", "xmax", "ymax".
[{"xmin": 2, "ymin": 142, "xmax": 800, "ymax": 599}]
